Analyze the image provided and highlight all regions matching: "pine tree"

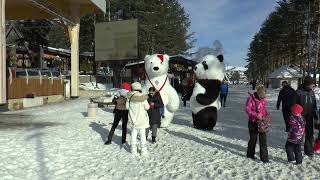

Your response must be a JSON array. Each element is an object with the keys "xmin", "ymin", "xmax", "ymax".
[
  {"xmin": 245, "ymin": 0, "xmax": 320, "ymax": 82},
  {"xmin": 47, "ymin": 24, "xmax": 70, "ymax": 49}
]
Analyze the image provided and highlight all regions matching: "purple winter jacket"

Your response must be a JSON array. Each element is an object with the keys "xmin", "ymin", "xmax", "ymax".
[
  {"xmin": 287, "ymin": 115, "xmax": 305, "ymax": 144},
  {"xmin": 245, "ymin": 92, "xmax": 268, "ymax": 122}
]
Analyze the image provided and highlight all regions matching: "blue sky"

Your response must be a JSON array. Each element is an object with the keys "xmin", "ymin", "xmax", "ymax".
[{"xmin": 179, "ymin": 0, "xmax": 279, "ymax": 67}]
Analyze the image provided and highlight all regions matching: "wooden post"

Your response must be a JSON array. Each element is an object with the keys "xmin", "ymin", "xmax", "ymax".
[
  {"xmin": 0, "ymin": 0, "xmax": 6, "ymax": 105},
  {"xmin": 68, "ymin": 23, "xmax": 80, "ymax": 98}
]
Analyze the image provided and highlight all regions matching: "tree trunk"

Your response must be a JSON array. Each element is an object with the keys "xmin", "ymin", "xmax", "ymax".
[{"xmin": 110, "ymin": 61, "xmax": 126, "ymax": 88}]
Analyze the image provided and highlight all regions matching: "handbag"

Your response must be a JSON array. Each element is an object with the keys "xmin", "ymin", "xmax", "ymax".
[
  {"xmin": 252, "ymin": 95, "xmax": 271, "ymax": 133},
  {"xmin": 257, "ymin": 114, "xmax": 272, "ymax": 133}
]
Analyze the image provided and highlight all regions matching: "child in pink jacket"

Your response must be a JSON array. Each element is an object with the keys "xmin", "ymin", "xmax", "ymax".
[{"xmin": 245, "ymin": 85, "xmax": 269, "ymax": 163}]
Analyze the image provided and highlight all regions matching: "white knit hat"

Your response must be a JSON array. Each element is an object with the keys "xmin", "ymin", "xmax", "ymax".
[
  {"xmin": 131, "ymin": 82, "xmax": 142, "ymax": 91},
  {"xmin": 119, "ymin": 89, "xmax": 129, "ymax": 96}
]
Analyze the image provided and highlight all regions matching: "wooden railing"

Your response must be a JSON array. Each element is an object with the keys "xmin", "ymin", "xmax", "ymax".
[{"xmin": 8, "ymin": 78, "xmax": 64, "ymax": 99}]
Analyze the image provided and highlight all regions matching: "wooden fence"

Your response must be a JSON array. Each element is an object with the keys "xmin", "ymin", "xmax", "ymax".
[{"xmin": 8, "ymin": 78, "xmax": 64, "ymax": 99}]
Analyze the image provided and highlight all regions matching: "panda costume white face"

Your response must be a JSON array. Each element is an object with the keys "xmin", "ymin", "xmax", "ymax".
[
  {"xmin": 190, "ymin": 54, "xmax": 225, "ymax": 130},
  {"xmin": 194, "ymin": 54, "xmax": 225, "ymax": 81}
]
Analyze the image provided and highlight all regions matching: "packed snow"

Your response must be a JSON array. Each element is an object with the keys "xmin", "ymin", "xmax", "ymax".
[
  {"xmin": 225, "ymin": 66, "xmax": 247, "ymax": 72},
  {"xmin": 79, "ymin": 82, "xmax": 108, "ymax": 91},
  {"xmin": 0, "ymin": 86, "xmax": 319, "ymax": 180}
]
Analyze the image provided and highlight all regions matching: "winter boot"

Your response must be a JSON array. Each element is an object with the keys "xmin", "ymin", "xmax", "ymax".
[
  {"xmin": 141, "ymin": 146, "xmax": 148, "ymax": 156},
  {"xmin": 104, "ymin": 140, "xmax": 111, "ymax": 145},
  {"xmin": 152, "ymin": 136, "xmax": 156, "ymax": 143}
]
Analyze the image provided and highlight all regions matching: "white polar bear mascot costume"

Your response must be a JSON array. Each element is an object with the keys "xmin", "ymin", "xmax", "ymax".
[{"xmin": 144, "ymin": 54, "xmax": 179, "ymax": 127}]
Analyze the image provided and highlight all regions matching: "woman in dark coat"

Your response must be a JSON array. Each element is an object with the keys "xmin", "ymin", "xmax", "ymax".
[{"xmin": 146, "ymin": 87, "xmax": 163, "ymax": 143}]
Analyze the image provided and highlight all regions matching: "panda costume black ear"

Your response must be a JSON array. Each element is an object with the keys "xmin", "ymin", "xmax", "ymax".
[{"xmin": 217, "ymin": 55, "xmax": 224, "ymax": 62}]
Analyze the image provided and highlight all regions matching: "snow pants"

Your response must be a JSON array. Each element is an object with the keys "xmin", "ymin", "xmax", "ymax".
[
  {"xmin": 247, "ymin": 121, "xmax": 269, "ymax": 162},
  {"xmin": 107, "ymin": 110, "xmax": 128, "ymax": 143},
  {"xmin": 285, "ymin": 141, "xmax": 302, "ymax": 164},
  {"xmin": 131, "ymin": 128, "xmax": 147, "ymax": 149},
  {"xmin": 282, "ymin": 108, "xmax": 291, "ymax": 132},
  {"xmin": 146, "ymin": 124, "xmax": 159, "ymax": 138}
]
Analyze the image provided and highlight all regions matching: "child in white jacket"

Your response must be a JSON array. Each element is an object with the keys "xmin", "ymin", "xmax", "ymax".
[{"xmin": 126, "ymin": 82, "xmax": 150, "ymax": 155}]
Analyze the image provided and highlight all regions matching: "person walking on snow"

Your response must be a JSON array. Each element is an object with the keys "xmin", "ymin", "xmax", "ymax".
[
  {"xmin": 285, "ymin": 104, "xmax": 305, "ymax": 165},
  {"xmin": 104, "ymin": 89, "xmax": 129, "ymax": 145},
  {"xmin": 104, "ymin": 82, "xmax": 131, "ymax": 145},
  {"xmin": 220, "ymin": 80, "xmax": 229, "ymax": 107},
  {"xmin": 146, "ymin": 87, "xmax": 163, "ymax": 143},
  {"xmin": 277, "ymin": 81, "xmax": 296, "ymax": 132},
  {"xmin": 295, "ymin": 76, "xmax": 318, "ymax": 157},
  {"xmin": 245, "ymin": 85, "xmax": 270, "ymax": 163},
  {"xmin": 126, "ymin": 82, "xmax": 150, "ymax": 156}
]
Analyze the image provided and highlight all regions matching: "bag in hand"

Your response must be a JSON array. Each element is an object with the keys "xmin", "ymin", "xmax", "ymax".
[{"xmin": 257, "ymin": 114, "xmax": 272, "ymax": 133}]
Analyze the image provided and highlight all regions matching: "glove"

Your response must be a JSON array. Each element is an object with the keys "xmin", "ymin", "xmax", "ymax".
[
  {"xmin": 149, "ymin": 102, "xmax": 155, "ymax": 108},
  {"xmin": 256, "ymin": 114, "xmax": 263, "ymax": 120}
]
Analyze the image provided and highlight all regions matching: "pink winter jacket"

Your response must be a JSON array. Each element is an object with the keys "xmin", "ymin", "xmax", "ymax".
[{"xmin": 246, "ymin": 92, "xmax": 268, "ymax": 122}]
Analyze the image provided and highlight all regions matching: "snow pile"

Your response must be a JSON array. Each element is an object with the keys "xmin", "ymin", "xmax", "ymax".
[
  {"xmin": 0, "ymin": 87, "xmax": 319, "ymax": 179},
  {"xmin": 269, "ymin": 64, "xmax": 302, "ymax": 79},
  {"xmin": 79, "ymin": 82, "xmax": 107, "ymax": 91},
  {"xmin": 225, "ymin": 66, "xmax": 247, "ymax": 72}
]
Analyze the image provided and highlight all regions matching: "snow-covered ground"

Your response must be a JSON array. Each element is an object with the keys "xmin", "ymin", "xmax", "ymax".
[
  {"xmin": 1, "ymin": 86, "xmax": 319, "ymax": 180},
  {"xmin": 79, "ymin": 82, "xmax": 108, "ymax": 91}
]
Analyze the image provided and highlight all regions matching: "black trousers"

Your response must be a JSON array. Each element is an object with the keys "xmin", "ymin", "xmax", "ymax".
[
  {"xmin": 107, "ymin": 110, "xmax": 128, "ymax": 143},
  {"xmin": 282, "ymin": 108, "xmax": 291, "ymax": 132},
  {"xmin": 247, "ymin": 121, "xmax": 269, "ymax": 162},
  {"xmin": 146, "ymin": 124, "xmax": 159, "ymax": 137},
  {"xmin": 285, "ymin": 141, "xmax": 302, "ymax": 164},
  {"xmin": 220, "ymin": 94, "xmax": 227, "ymax": 107},
  {"xmin": 183, "ymin": 97, "xmax": 187, "ymax": 107},
  {"xmin": 304, "ymin": 114, "xmax": 314, "ymax": 156}
]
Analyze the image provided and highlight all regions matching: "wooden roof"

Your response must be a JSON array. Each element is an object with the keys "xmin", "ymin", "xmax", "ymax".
[{"xmin": 6, "ymin": 0, "xmax": 106, "ymax": 24}]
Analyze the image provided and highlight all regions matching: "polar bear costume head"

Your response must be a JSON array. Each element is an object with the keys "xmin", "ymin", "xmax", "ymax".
[{"xmin": 145, "ymin": 54, "xmax": 170, "ymax": 78}]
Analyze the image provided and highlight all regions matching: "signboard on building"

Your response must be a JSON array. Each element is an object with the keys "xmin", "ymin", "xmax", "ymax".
[{"xmin": 95, "ymin": 19, "xmax": 138, "ymax": 61}]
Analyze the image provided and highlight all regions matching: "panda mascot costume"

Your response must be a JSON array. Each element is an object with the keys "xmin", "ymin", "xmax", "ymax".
[{"xmin": 190, "ymin": 52, "xmax": 225, "ymax": 130}]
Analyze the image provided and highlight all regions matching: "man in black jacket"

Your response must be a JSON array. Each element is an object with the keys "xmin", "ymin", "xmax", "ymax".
[
  {"xmin": 296, "ymin": 76, "xmax": 318, "ymax": 157},
  {"xmin": 277, "ymin": 81, "xmax": 296, "ymax": 132}
]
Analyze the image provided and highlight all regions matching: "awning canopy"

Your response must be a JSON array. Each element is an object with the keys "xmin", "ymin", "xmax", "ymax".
[{"xmin": 6, "ymin": 0, "xmax": 106, "ymax": 24}]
